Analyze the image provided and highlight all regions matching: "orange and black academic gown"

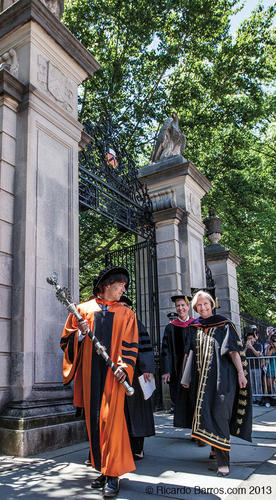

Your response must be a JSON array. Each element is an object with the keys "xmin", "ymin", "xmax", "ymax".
[{"xmin": 60, "ymin": 297, "xmax": 139, "ymax": 477}]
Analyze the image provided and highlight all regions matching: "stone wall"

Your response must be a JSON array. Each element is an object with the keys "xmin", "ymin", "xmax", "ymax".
[
  {"xmin": 0, "ymin": 71, "xmax": 22, "ymax": 408},
  {"xmin": 0, "ymin": 0, "xmax": 100, "ymax": 455}
]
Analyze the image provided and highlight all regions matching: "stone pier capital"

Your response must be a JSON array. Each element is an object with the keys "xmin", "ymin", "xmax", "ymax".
[
  {"xmin": 152, "ymin": 207, "xmax": 186, "ymax": 225},
  {"xmin": 139, "ymin": 155, "xmax": 212, "ymax": 195},
  {"xmin": 205, "ymin": 243, "xmax": 241, "ymax": 266},
  {"xmin": 0, "ymin": 67, "xmax": 26, "ymax": 102},
  {"xmin": 0, "ymin": 0, "xmax": 100, "ymax": 78}
]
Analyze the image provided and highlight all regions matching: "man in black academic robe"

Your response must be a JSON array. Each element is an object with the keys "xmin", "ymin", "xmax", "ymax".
[
  {"xmin": 125, "ymin": 319, "xmax": 155, "ymax": 459},
  {"xmin": 119, "ymin": 297, "xmax": 155, "ymax": 460},
  {"xmin": 161, "ymin": 295, "xmax": 193, "ymax": 412}
]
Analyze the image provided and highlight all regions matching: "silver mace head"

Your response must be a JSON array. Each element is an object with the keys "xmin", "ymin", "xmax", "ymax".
[
  {"xmin": 46, "ymin": 273, "xmax": 72, "ymax": 305},
  {"xmin": 46, "ymin": 272, "xmax": 58, "ymax": 286}
]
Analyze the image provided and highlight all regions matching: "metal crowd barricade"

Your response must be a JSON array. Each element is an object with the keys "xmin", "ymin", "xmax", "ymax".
[{"xmin": 246, "ymin": 355, "xmax": 276, "ymax": 406}]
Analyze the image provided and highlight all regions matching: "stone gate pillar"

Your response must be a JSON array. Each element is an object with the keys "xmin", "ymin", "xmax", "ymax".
[
  {"xmin": 0, "ymin": 0, "xmax": 100, "ymax": 455},
  {"xmin": 204, "ymin": 210, "xmax": 242, "ymax": 333},
  {"xmin": 139, "ymin": 155, "xmax": 212, "ymax": 331}
]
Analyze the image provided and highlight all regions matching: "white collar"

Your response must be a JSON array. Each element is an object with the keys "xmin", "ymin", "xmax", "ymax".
[{"xmin": 178, "ymin": 316, "xmax": 189, "ymax": 322}]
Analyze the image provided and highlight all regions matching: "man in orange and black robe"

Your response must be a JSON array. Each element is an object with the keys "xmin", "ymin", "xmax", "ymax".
[{"xmin": 60, "ymin": 266, "xmax": 138, "ymax": 498}]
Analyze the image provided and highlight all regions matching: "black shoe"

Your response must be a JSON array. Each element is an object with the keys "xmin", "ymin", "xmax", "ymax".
[
  {"xmin": 133, "ymin": 451, "xmax": 144, "ymax": 461},
  {"xmin": 217, "ymin": 468, "xmax": 230, "ymax": 477},
  {"xmin": 197, "ymin": 440, "xmax": 207, "ymax": 447},
  {"xmin": 103, "ymin": 476, "xmax": 120, "ymax": 498},
  {"xmin": 91, "ymin": 474, "xmax": 106, "ymax": 489}
]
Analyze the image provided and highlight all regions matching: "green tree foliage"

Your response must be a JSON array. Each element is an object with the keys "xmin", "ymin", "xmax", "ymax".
[
  {"xmin": 79, "ymin": 211, "xmax": 134, "ymax": 300},
  {"xmin": 63, "ymin": 0, "xmax": 275, "ymax": 321}
]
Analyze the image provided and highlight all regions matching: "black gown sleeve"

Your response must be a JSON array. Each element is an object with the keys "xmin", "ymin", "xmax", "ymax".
[
  {"xmin": 221, "ymin": 322, "xmax": 241, "ymax": 356},
  {"xmin": 60, "ymin": 331, "xmax": 76, "ymax": 363},
  {"xmin": 136, "ymin": 320, "xmax": 155, "ymax": 374},
  {"xmin": 184, "ymin": 327, "xmax": 194, "ymax": 355},
  {"xmin": 160, "ymin": 324, "xmax": 172, "ymax": 374}
]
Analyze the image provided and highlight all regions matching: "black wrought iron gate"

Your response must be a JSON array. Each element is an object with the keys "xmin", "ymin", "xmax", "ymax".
[
  {"xmin": 105, "ymin": 240, "xmax": 159, "ymax": 354},
  {"xmin": 78, "ymin": 117, "xmax": 162, "ymax": 407}
]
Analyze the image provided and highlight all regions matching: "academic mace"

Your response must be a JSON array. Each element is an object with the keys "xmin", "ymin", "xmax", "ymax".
[{"xmin": 47, "ymin": 274, "xmax": 134, "ymax": 396}]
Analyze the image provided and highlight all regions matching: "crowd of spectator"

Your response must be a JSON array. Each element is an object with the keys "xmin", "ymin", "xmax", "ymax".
[{"xmin": 244, "ymin": 324, "xmax": 276, "ymax": 407}]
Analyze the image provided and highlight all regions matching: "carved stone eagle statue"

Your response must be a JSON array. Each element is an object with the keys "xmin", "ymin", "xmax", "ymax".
[
  {"xmin": 41, "ymin": 0, "xmax": 64, "ymax": 19},
  {"xmin": 1, "ymin": 1, "xmax": 64, "ymax": 19},
  {"xmin": 151, "ymin": 112, "xmax": 186, "ymax": 163}
]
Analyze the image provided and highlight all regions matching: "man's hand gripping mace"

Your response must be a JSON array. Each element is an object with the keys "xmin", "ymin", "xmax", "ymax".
[{"xmin": 47, "ymin": 275, "xmax": 134, "ymax": 396}]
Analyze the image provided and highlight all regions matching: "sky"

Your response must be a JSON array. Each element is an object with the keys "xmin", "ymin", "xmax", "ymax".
[{"xmin": 230, "ymin": 0, "xmax": 275, "ymax": 34}]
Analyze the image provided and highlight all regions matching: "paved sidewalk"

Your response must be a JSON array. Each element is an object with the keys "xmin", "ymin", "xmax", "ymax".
[{"xmin": 0, "ymin": 406, "xmax": 275, "ymax": 500}]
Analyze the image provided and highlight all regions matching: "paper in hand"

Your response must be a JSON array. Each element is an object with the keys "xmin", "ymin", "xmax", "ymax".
[
  {"xmin": 138, "ymin": 373, "xmax": 156, "ymax": 400},
  {"xmin": 180, "ymin": 350, "xmax": 193, "ymax": 386}
]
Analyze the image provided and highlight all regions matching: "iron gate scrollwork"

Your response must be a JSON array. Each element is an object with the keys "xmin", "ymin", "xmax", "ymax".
[
  {"xmin": 79, "ymin": 117, "xmax": 153, "ymax": 240},
  {"xmin": 192, "ymin": 263, "xmax": 216, "ymax": 305},
  {"xmin": 78, "ymin": 116, "xmax": 162, "ymax": 408}
]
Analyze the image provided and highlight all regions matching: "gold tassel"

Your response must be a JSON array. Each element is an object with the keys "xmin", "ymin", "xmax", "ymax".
[
  {"xmin": 185, "ymin": 296, "xmax": 189, "ymax": 305},
  {"xmin": 215, "ymin": 297, "xmax": 219, "ymax": 308}
]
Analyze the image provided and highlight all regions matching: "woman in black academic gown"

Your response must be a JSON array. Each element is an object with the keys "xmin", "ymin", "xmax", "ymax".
[{"xmin": 181, "ymin": 290, "xmax": 252, "ymax": 476}]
